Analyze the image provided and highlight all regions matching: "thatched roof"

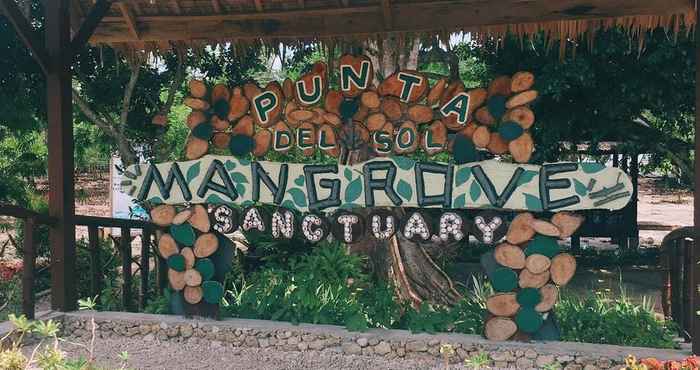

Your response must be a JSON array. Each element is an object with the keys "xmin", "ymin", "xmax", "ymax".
[{"xmin": 76, "ymin": 0, "xmax": 697, "ymax": 52}]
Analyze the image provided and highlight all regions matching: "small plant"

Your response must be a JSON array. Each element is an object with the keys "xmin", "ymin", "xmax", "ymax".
[
  {"xmin": 118, "ymin": 351, "xmax": 130, "ymax": 370},
  {"xmin": 439, "ymin": 343, "xmax": 455, "ymax": 368},
  {"xmin": 541, "ymin": 361, "xmax": 562, "ymax": 370},
  {"xmin": 464, "ymin": 351, "xmax": 491, "ymax": 370}
]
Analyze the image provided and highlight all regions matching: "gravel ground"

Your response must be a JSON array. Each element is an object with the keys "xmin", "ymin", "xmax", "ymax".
[{"xmin": 57, "ymin": 337, "xmax": 446, "ymax": 370}]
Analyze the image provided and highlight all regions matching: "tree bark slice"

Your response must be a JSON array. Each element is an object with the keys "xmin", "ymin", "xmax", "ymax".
[
  {"xmin": 506, "ymin": 90, "xmax": 538, "ymax": 109},
  {"xmin": 506, "ymin": 212, "xmax": 535, "ymax": 245},
  {"xmin": 494, "ymin": 243, "xmax": 526, "ymax": 269},
  {"xmin": 189, "ymin": 204, "xmax": 211, "ymax": 233},
  {"xmin": 181, "ymin": 247, "xmax": 195, "ymax": 269},
  {"xmin": 184, "ymin": 285, "xmax": 203, "ymax": 304},
  {"xmin": 550, "ymin": 253, "xmax": 577, "ymax": 286},
  {"xmin": 535, "ymin": 284, "xmax": 559, "ymax": 312},
  {"xmin": 184, "ymin": 268, "xmax": 203, "ymax": 287},
  {"xmin": 484, "ymin": 316, "xmax": 518, "ymax": 341},
  {"xmin": 194, "ymin": 233, "xmax": 219, "ymax": 258},
  {"xmin": 551, "ymin": 212, "xmax": 585, "ymax": 239},
  {"xmin": 168, "ymin": 268, "xmax": 186, "ymax": 291},
  {"xmin": 151, "ymin": 205, "xmax": 176, "ymax": 227},
  {"xmin": 531, "ymin": 220, "xmax": 561, "ymax": 237},
  {"xmin": 525, "ymin": 254, "xmax": 551, "ymax": 274},
  {"xmin": 188, "ymin": 80, "xmax": 207, "ymax": 98},
  {"xmin": 157, "ymin": 234, "xmax": 178, "ymax": 259},
  {"xmin": 486, "ymin": 293, "xmax": 520, "ymax": 316},
  {"xmin": 519, "ymin": 269, "xmax": 550, "ymax": 289},
  {"xmin": 172, "ymin": 209, "xmax": 193, "ymax": 225}
]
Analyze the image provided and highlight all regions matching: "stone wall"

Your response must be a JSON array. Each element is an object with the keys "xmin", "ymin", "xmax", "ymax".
[{"xmin": 54, "ymin": 311, "xmax": 688, "ymax": 370}]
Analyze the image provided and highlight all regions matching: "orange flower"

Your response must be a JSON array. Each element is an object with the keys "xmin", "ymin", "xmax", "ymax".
[
  {"xmin": 666, "ymin": 360, "xmax": 682, "ymax": 370},
  {"xmin": 685, "ymin": 356, "xmax": 700, "ymax": 368},
  {"xmin": 641, "ymin": 358, "xmax": 663, "ymax": 370}
]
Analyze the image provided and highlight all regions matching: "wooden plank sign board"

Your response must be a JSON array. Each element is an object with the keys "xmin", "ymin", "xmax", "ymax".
[{"xmin": 121, "ymin": 155, "xmax": 632, "ymax": 212}]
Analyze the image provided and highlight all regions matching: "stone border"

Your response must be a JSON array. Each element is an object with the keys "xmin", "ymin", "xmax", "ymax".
[{"xmin": 12, "ymin": 311, "xmax": 692, "ymax": 370}]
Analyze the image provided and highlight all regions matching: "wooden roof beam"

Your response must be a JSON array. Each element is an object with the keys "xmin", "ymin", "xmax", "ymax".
[
  {"xmin": 0, "ymin": 0, "xmax": 49, "ymax": 74},
  {"xmin": 171, "ymin": 0, "xmax": 182, "ymax": 15},
  {"xmin": 71, "ymin": 0, "xmax": 113, "ymax": 54},
  {"xmin": 117, "ymin": 2, "xmax": 140, "ymax": 40},
  {"xmin": 380, "ymin": 0, "xmax": 392, "ymax": 30},
  {"xmin": 211, "ymin": 0, "xmax": 222, "ymax": 13},
  {"xmin": 254, "ymin": 0, "xmax": 263, "ymax": 12}
]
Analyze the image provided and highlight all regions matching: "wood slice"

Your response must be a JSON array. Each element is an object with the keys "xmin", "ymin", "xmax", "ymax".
[
  {"xmin": 381, "ymin": 97, "xmax": 403, "ymax": 121},
  {"xmin": 297, "ymin": 121, "xmax": 317, "ymax": 156},
  {"xmin": 231, "ymin": 115, "xmax": 255, "ymax": 137},
  {"xmin": 295, "ymin": 62, "xmax": 327, "ymax": 106},
  {"xmin": 486, "ymin": 293, "xmax": 520, "ymax": 317},
  {"xmin": 531, "ymin": 219, "xmax": 561, "ymax": 237},
  {"xmin": 422, "ymin": 120, "xmax": 447, "ymax": 155},
  {"xmin": 188, "ymin": 80, "xmax": 207, "ymax": 98},
  {"xmin": 251, "ymin": 89, "xmax": 282, "ymax": 128},
  {"xmin": 272, "ymin": 121, "xmax": 294, "ymax": 153},
  {"xmin": 339, "ymin": 54, "xmax": 373, "ymax": 97},
  {"xmin": 184, "ymin": 268, "xmax": 203, "ymax": 287},
  {"xmin": 371, "ymin": 121, "xmax": 394, "ymax": 156},
  {"xmin": 187, "ymin": 111, "xmax": 207, "ymax": 129},
  {"xmin": 288, "ymin": 109, "xmax": 315, "ymax": 122},
  {"xmin": 515, "ymin": 307, "xmax": 544, "ymax": 334},
  {"xmin": 427, "ymin": 78, "xmax": 447, "ymax": 106},
  {"xmin": 366, "ymin": 112, "xmax": 387, "ymax": 131},
  {"xmin": 189, "ymin": 204, "xmax": 210, "ymax": 233},
  {"xmin": 550, "ymin": 253, "xmax": 576, "ymax": 286},
  {"xmin": 511, "ymin": 71, "xmax": 535, "ymax": 93},
  {"xmin": 353, "ymin": 104, "xmax": 369, "ymax": 121},
  {"xmin": 184, "ymin": 97, "xmax": 210, "ymax": 111},
  {"xmin": 467, "ymin": 88, "xmax": 488, "ymax": 112},
  {"xmin": 484, "ymin": 317, "xmax": 518, "ymax": 341},
  {"xmin": 243, "ymin": 82, "xmax": 262, "ymax": 101},
  {"xmin": 323, "ymin": 112, "xmax": 342, "ymax": 127},
  {"xmin": 284, "ymin": 100, "xmax": 301, "ymax": 128},
  {"xmin": 506, "ymin": 90, "xmax": 538, "ymax": 109},
  {"xmin": 394, "ymin": 120, "xmax": 418, "ymax": 155},
  {"xmin": 378, "ymin": 70, "xmax": 428, "ymax": 103},
  {"xmin": 184, "ymin": 285, "xmax": 203, "ymax": 304},
  {"xmin": 475, "ymin": 106, "xmax": 496, "ymax": 125},
  {"xmin": 211, "ymin": 116, "xmax": 230, "ymax": 132},
  {"xmin": 168, "ymin": 268, "xmax": 186, "ymax": 291},
  {"xmin": 324, "ymin": 90, "xmax": 343, "ymax": 115},
  {"xmin": 472, "ymin": 125, "xmax": 491, "ymax": 148},
  {"xmin": 151, "ymin": 204, "xmax": 176, "ymax": 226},
  {"xmin": 488, "ymin": 75, "xmax": 512, "ymax": 97},
  {"xmin": 194, "ymin": 233, "xmax": 219, "ymax": 258},
  {"xmin": 487, "ymin": 132, "xmax": 509, "ymax": 155},
  {"xmin": 551, "ymin": 212, "xmax": 585, "ymax": 239},
  {"xmin": 266, "ymin": 81, "xmax": 285, "ymax": 104},
  {"xmin": 361, "ymin": 91, "xmax": 381, "ymax": 109},
  {"xmin": 442, "ymin": 87, "xmax": 486, "ymax": 131},
  {"xmin": 535, "ymin": 284, "xmax": 559, "ymax": 312},
  {"xmin": 456, "ymin": 122, "xmax": 478, "ymax": 140},
  {"xmin": 317, "ymin": 124, "xmax": 340, "ymax": 157},
  {"xmin": 248, "ymin": 130, "xmax": 271, "ymax": 157},
  {"xmin": 439, "ymin": 80, "xmax": 465, "ymax": 107},
  {"xmin": 310, "ymin": 108, "xmax": 326, "ymax": 125},
  {"xmin": 525, "ymin": 254, "xmax": 551, "ymax": 274},
  {"xmin": 157, "ymin": 233, "xmax": 178, "ymax": 259},
  {"xmin": 282, "ymin": 78, "xmax": 294, "ymax": 100},
  {"xmin": 211, "ymin": 83, "xmax": 230, "ymax": 103},
  {"xmin": 494, "ymin": 243, "xmax": 526, "ymax": 269},
  {"xmin": 185, "ymin": 137, "xmax": 209, "ymax": 160},
  {"xmin": 509, "ymin": 131, "xmax": 534, "ymax": 163},
  {"xmin": 194, "ymin": 258, "xmax": 215, "ymax": 280},
  {"xmin": 180, "ymin": 247, "xmax": 195, "ymax": 269},
  {"xmin": 228, "ymin": 87, "xmax": 250, "ymax": 121},
  {"xmin": 172, "ymin": 209, "xmax": 192, "ymax": 225},
  {"xmin": 503, "ymin": 106, "xmax": 535, "ymax": 129},
  {"xmin": 408, "ymin": 104, "xmax": 433, "ymax": 124},
  {"xmin": 519, "ymin": 269, "xmax": 550, "ymax": 289},
  {"xmin": 506, "ymin": 212, "xmax": 536, "ymax": 245}
]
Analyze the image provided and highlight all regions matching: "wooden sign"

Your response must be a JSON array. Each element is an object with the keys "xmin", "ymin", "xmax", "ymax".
[{"xmin": 121, "ymin": 155, "xmax": 632, "ymax": 212}]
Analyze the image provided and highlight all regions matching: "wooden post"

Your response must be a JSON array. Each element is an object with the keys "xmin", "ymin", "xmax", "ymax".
[
  {"xmin": 692, "ymin": 13, "xmax": 700, "ymax": 354},
  {"xmin": 120, "ymin": 227, "xmax": 132, "ymax": 311},
  {"xmin": 46, "ymin": 0, "xmax": 76, "ymax": 312},
  {"xmin": 629, "ymin": 152, "xmax": 639, "ymax": 249},
  {"xmin": 140, "ymin": 227, "xmax": 151, "ymax": 310},
  {"xmin": 88, "ymin": 225, "xmax": 101, "ymax": 300},
  {"xmin": 22, "ymin": 217, "xmax": 35, "ymax": 319}
]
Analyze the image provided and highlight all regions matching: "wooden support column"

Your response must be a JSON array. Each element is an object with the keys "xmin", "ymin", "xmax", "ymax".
[
  {"xmin": 692, "ymin": 10, "xmax": 700, "ymax": 354},
  {"xmin": 46, "ymin": 0, "xmax": 76, "ymax": 312},
  {"xmin": 22, "ymin": 217, "xmax": 36, "ymax": 319}
]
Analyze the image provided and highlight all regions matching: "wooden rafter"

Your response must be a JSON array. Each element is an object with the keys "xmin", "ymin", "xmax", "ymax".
[
  {"xmin": 0, "ymin": 0, "xmax": 49, "ymax": 74},
  {"xmin": 211, "ymin": 0, "xmax": 222, "ymax": 13},
  {"xmin": 70, "ymin": 0, "xmax": 114, "ymax": 55},
  {"xmin": 254, "ymin": 0, "xmax": 263, "ymax": 12},
  {"xmin": 171, "ymin": 0, "xmax": 182, "ymax": 15},
  {"xmin": 117, "ymin": 2, "xmax": 140, "ymax": 40},
  {"xmin": 380, "ymin": 0, "xmax": 392, "ymax": 30}
]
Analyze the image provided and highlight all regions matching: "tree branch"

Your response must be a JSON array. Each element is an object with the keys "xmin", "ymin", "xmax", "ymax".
[
  {"xmin": 72, "ymin": 87, "xmax": 118, "ymax": 136},
  {"xmin": 120, "ymin": 61, "xmax": 141, "ymax": 129},
  {"xmin": 160, "ymin": 49, "xmax": 185, "ymax": 115}
]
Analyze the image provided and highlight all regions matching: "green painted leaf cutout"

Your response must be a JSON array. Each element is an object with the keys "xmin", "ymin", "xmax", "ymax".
[
  {"xmin": 392, "ymin": 156, "xmax": 415, "ymax": 171},
  {"xmin": 344, "ymin": 168, "xmax": 353, "ymax": 181},
  {"xmin": 517, "ymin": 170, "xmax": 538, "ymax": 186},
  {"xmin": 453, "ymin": 194, "xmax": 466, "ymax": 208},
  {"xmin": 523, "ymin": 193, "xmax": 542, "ymax": 211},
  {"xmin": 230, "ymin": 172, "xmax": 248, "ymax": 184},
  {"xmin": 573, "ymin": 179, "xmax": 588, "ymax": 197},
  {"xmin": 281, "ymin": 199, "xmax": 296, "ymax": 210},
  {"xmin": 294, "ymin": 175, "xmax": 305, "ymax": 187},
  {"xmin": 455, "ymin": 167, "xmax": 472, "ymax": 187},
  {"xmin": 396, "ymin": 179, "xmax": 413, "ymax": 201},
  {"xmin": 206, "ymin": 193, "xmax": 227, "ymax": 204},
  {"xmin": 339, "ymin": 203, "xmax": 359, "ymax": 210},
  {"xmin": 186, "ymin": 162, "xmax": 201, "ymax": 183},
  {"xmin": 224, "ymin": 160, "xmax": 236, "ymax": 171},
  {"xmin": 469, "ymin": 181, "xmax": 482, "ymax": 202},
  {"xmin": 148, "ymin": 196, "xmax": 163, "ymax": 204},
  {"xmin": 238, "ymin": 158, "xmax": 251, "ymax": 166},
  {"xmin": 202, "ymin": 281, "xmax": 224, "ymax": 304},
  {"xmin": 580, "ymin": 162, "xmax": 604, "ymax": 174},
  {"xmin": 169, "ymin": 223, "xmax": 195, "ymax": 246},
  {"xmin": 235, "ymin": 183, "xmax": 246, "ymax": 197},
  {"xmin": 288, "ymin": 188, "xmax": 308, "ymax": 208},
  {"xmin": 345, "ymin": 177, "xmax": 363, "ymax": 203}
]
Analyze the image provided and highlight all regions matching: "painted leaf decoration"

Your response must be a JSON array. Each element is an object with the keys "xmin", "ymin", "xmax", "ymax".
[
  {"xmin": 148, "ymin": 196, "xmax": 163, "ymax": 204},
  {"xmin": 573, "ymin": 179, "xmax": 588, "ymax": 196},
  {"xmin": 453, "ymin": 194, "xmax": 466, "ymax": 208},
  {"xmin": 517, "ymin": 170, "xmax": 538, "ymax": 186},
  {"xmin": 206, "ymin": 193, "xmax": 227, "ymax": 204},
  {"xmin": 344, "ymin": 168, "xmax": 353, "ymax": 181},
  {"xmin": 392, "ymin": 156, "xmax": 415, "ymax": 171},
  {"xmin": 523, "ymin": 193, "xmax": 542, "ymax": 211},
  {"xmin": 469, "ymin": 181, "xmax": 482, "ymax": 202},
  {"xmin": 240, "ymin": 200, "xmax": 255, "ymax": 207},
  {"xmin": 396, "ymin": 179, "xmax": 413, "ymax": 201},
  {"xmin": 186, "ymin": 162, "xmax": 201, "ymax": 183},
  {"xmin": 288, "ymin": 188, "xmax": 308, "ymax": 208},
  {"xmin": 498, "ymin": 121, "xmax": 524, "ymax": 141},
  {"xmin": 455, "ymin": 167, "xmax": 472, "ymax": 187},
  {"xmin": 340, "ymin": 203, "xmax": 359, "ymax": 210},
  {"xmin": 235, "ymin": 183, "xmax": 246, "ymax": 197},
  {"xmin": 345, "ymin": 177, "xmax": 363, "ymax": 203},
  {"xmin": 238, "ymin": 158, "xmax": 251, "ymax": 166},
  {"xmin": 294, "ymin": 175, "xmax": 305, "ymax": 187},
  {"xmin": 580, "ymin": 162, "xmax": 604, "ymax": 174},
  {"xmin": 224, "ymin": 160, "xmax": 236, "ymax": 171},
  {"xmin": 230, "ymin": 172, "xmax": 249, "ymax": 184},
  {"xmin": 281, "ymin": 199, "xmax": 296, "ymax": 210}
]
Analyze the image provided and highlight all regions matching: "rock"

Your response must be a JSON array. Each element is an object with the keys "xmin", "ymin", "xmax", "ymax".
[
  {"xmin": 166, "ymin": 327, "xmax": 179, "ymax": 337},
  {"xmin": 159, "ymin": 322, "xmax": 169, "ymax": 330},
  {"xmin": 516, "ymin": 358, "xmax": 534, "ymax": 368},
  {"xmin": 396, "ymin": 348, "xmax": 406, "ymax": 357},
  {"xmin": 139, "ymin": 324, "xmax": 151, "ymax": 335},
  {"xmin": 361, "ymin": 347, "xmax": 374, "ymax": 356},
  {"xmin": 494, "ymin": 361, "xmax": 509, "ymax": 368},
  {"xmin": 537, "ymin": 355, "xmax": 557, "ymax": 367},
  {"xmin": 357, "ymin": 337, "xmax": 369, "ymax": 347},
  {"xmin": 211, "ymin": 340, "xmax": 222, "ymax": 348},
  {"xmin": 490, "ymin": 351, "xmax": 506, "ymax": 362},
  {"xmin": 558, "ymin": 355, "xmax": 575, "ymax": 363},
  {"xmin": 302, "ymin": 334, "xmax": 315, "ymax": 342},
  {"xmin": 180, "ymin": 325, "xmax": 193, "ymax": 338},
  {"xmin": 524, "ymin": 348, "xmax": 538, "ymax": 359},
  {"xmin": 211, "ymin": 326, "xmax": 220, "ymax": 334},
  {"xmin": 297, "ymin": 342, "xmax": 308, "ymax": 351},
  {"xmin": 309, "ymin": 339, "xmax": 326, "ymax": 350},
  {"xmin": 406, "ymin": 341, "xmax": 428, "ymax": 352},
  {"xmin": 288, "ymin": 337, "xmax": 300, "ymax": 345},
  {"xmin": 374, "ymin": 341, "xmax": 391, "ymax": 355},
  {"xmin": 341, "ymin": 342, "xmax": 362, "ymax": 355},
  {"xmin": 369, "ymin": 338, "xmax": 379, "ymax": 346},
  {"xmin": 244, "ymin": 336, "xmax": 259, "ymax": 347},
  {"xmin": 428, "ymin": 339, "xmax": 440, "ymax": 346},
  {"xmin": 143, "ymin": 333, "xmax": 154, "ymax": 342},
  {"xmin": 564, "ymin": 365, "xmax": 583, "ymax": 370},
  {"xmin": 283, "ymin": 331, "xmax": 293, "ymax": 339},
  {"xmin": 583, "ymin": 365, "xmax": 599, "ymax": 370}
]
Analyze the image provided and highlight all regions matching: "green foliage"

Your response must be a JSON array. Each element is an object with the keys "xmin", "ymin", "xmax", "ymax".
[
  {"xmin": 0, "ymin": 275, "xmax": 22, "ymax": 321},
  {"xmin": 464, "ymin": 352, "xmax": 491, "ymax": 370}
]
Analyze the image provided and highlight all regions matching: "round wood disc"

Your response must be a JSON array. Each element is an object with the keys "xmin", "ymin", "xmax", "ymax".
[
  {"xmin": 168, "ymin": 269, "xmax": 186, "ymax": 291},
  {"xmin": 484, "ymin": 316, "xmax": 518, "ymax": 341},
  {"xmin": 506, "ymin": 212, "xmax": 535, "ymax": 245},
  {"xmin": 157, "ymin": 234, "xmax": 179, "ymax": 259},
  {"xmin": 531, "ymin": 219, "xmax": 561, "ymax": 237},
  {"xmin": 486, "ymin": 293, "xmax": 520, "ymax": 316},
  {"xmin": 184, "ymin": 268, "xmax": 203, "ymax": 287},
  {"xmin": 194, "ymin": 233, "xmax": 219, "ymax": 258},
  {"xmin": 525, "ymin": 254, "xmax": 551, "ymax": 274},
  {"xmin": 550, "ymin": 253, "xmax": 577, "ymax": 286},
  {"xmin": 535, "ymin": 284, "xmax": 559, "ymax": 313},
  {"xmin": 493, "ymin": 243, "xmax": 526, "ymax": 269},
  {"xmin": 184, "ymin": 285, "xmax": 203, "ymax": 304},
  {"xmin": 151, "ymin": 204, "xmax": 176, "ymax": 227},
  {"xmin": 551, "ymin": 212, "xmax": 585, "ymax": 239},
  {"xmin": 172, "ymin": 208, "xmax": 193, "ymax": 225},
  {"xmin": 189, "ymin": 204, "xmax": 211, "ymax": 233},
  {"xmin": 519, "ymin": 269, "xmax": 550, "ymax": 289}
]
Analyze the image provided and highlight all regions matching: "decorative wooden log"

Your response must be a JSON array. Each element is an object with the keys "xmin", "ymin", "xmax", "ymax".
[
  {"xmin": 180, "ymin": 247, "xmax": 195, "ymax": 269},
  {"xmin": 184, "ymin": 268, "xmax": 203, "ymax": 287},
  {"xmin": 494, "ymin": 243, "xmax": 526, "ymax": 269},
  {"xmin": 511, "ymin": 71, "xmax": 535, "ymax": 93},
  {"xmin": 272, "ymin": 121, "xmax": 294, "ymax": 153},
  {"xmin": 487, "ymin": 132, "xmax": 509, "ymax": 155},
  {"xmin": 535, "ymin": 284, "xmax": 558, "ymax": 312},
  {"xmin": 516, "ymin": 287, "xmax": 542, "ymax": 307},
  {"xmin": 211, "ymin": 132, "xmax": 231, "ymax": 149},
  {"xmin": 378, "ymin": 70, "xmax": 428, "ymax": 103},
  {"xmin": 551, "ymin": 212, "xmax": 585, "ymax": 239},
  {"xmin": 188, "ymin": 80, "xmax": 207, "ymax": 98},
  {"xmin": 311, "ymin": 107, "xmax": 326, "ymax": 125},
  {"xmin": 506, "ymin": 90, "xmax": 538, "ymax": 109},
  {"xmin": 361, "ymin": 90, "xmax": 381, "ymax": 109},
  {"xmin": 426, "ymin": 79, "xmax": 447, "ymax": 107},
  {"xmin": 439, "ymin": 80, "xmax": 465, "ymax": 106},
  {"xmin": 185, "ymin": 137, "xmax": 209, "ymax": 160},
  {"xmin": 168, "ymin": 254, "xmax": 186, "ymax": 272},
  {"xmin": 150, "ymin": 204, "xmax": 176, "ymax": 226},
  {"xmin": 202, "ymin": 280, "xmax": 225, "ymax": 304},
  {"xmin": 189, "ymin": 204, "xmax": 211, "ymax": 233},
  {"xmin": 525, "ymin": 235, "xmax": 560, "ymax": 258},
  {"xmin": 168, "ymin": 268, "xmax": 186, "ymax": 291},
  {"xmin": 422, "ymin": 120, "xmax": 447, "ymax": 155},
  {"xmin": 266, "ymin": 81, "xmax": 285, "ymax": 104},
  {"xmin": 323, "ymin": 112, "xmax": 342, "ymax": 127},
  {"xmin": 295, "ymin": 62, "xmax": 327, "ymax": 107},
  {"xmin": 325, "ymin": 90, "xmax": 343, "ymax": 115},
  {"xmin": 353, "ymin": 104, "xmax": 370, "ymax": 121},
  {"xmin": 531, "ymin": 219, "xmax": 561, "ymax": 237},
  {"xmin": 283, "ymin": 78, "xmax": 294, "ymax": 100},
  {"xmin": 509, "ymin": 131, "xmax": 534, "ymax": 163},
  {"xmin": 366, "ymin": 112, "xmax": 387, "ymax": 131},
  {"xmin": 211, "ymin": 116, "xmax": 230, "ymax": 131},
  {"xmin": 243, "ymin": 82, "xmax": 262, "ymax": 101},
  {"xmin": 184, "ymin": 285, "xmax": 203, "ymax": 304},
  {"xmin": 484, "ymin": 316, "xmax": 518, "ymax": 341},
  {"xmin": 157, "ymin": 233, "xmax": 178, "ymax": 259},
  {"xmin": 252, "ymin": 129, "xmax": 272, "ymax": 157},
  {"xmin": 506, "ymin": 212, "xmax": 536, "ymax": 245},
  {"xmin": 381, "ymin": 97, "xmax": 403, "ymax": 121},
  {"xmin": 228, "ymin": 87, "xmax": 250, "ymax": 121},
  {"xmin": 515, "ymin": 307, "xmax": 544, "ymax": 334},
  {"xmin": 211, "ymin": 83, "xmax": 230, "ymax": 103},
  {"xmin": 408, "ymin": 104, "xmax": 433, "ymax": 124},
  {"xmin": 371, "ymin": 121, "xmax": 394, "ymax": 157},
  {"xmin": 475, "ymin": 106, "xmax": 496, "ymax": 125},
  {"xmin": 339, "ymin": 54, "xmax": 373, "ymax": 97},
  {"xmin": 525, "ymin": 254, "xmax": 551, "ymax": 274},
  {"xmin": 488, "ymin": 76, "xmax": 512, "ymax": 97},
  {"xmin": 231, "ymin": 115, "xmax": 254, "ymax": 137},
  {"xmin": 186, "ymin": 111, "xmax": 207, "ymax": 129},
  {"xmin": 394, "ymin": 121, "xmax": 419, "ymax": 154},
  {"xmin": 503, "ymin": 106, "xmax": 535, "ymax": 130},
  {"xmin": 467, "ymin": 88, "xmax": 488, "ymax": 114},
  {"xmin": 472, "ymin": 125, "xmax": 491, "ymax": 148},
  {"xmin": 317, "ymin": 124, "xmax": 340, "ymax": 157},
  {"xmin": 289, "ymin": 109, "xmax": 315, "ymax": 122},
  {"xmin": 194, "ymin": 233, "xmax": 219, "ymax": 258},
  {"xmin": 456, "ymin": 122, "xmax": 478, "ymax": 140},
  {"xmin": 486, "ymin": 293, "xmax": 520, "ymax": 316},
  {"xmin": 251, "ymin": 90, "xmax": 282, "ymax": 129},
  {"xmin": 184, "ymin": 97, "xmax": 210, "ymax": 111},
  {"xmin": 550, "ymin": 253, "xmax": 576, "ymax": 286},
  {"xmin": 284, "ymin": 100, "xmax": 301, "ymax": 128},
  {"xmin": 298, "ymin": 121, "xmax": 317, "ymax": 156},
  {"xmin": 519, "ymin": 269, "xmax": 550, "ymax": 289}
]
